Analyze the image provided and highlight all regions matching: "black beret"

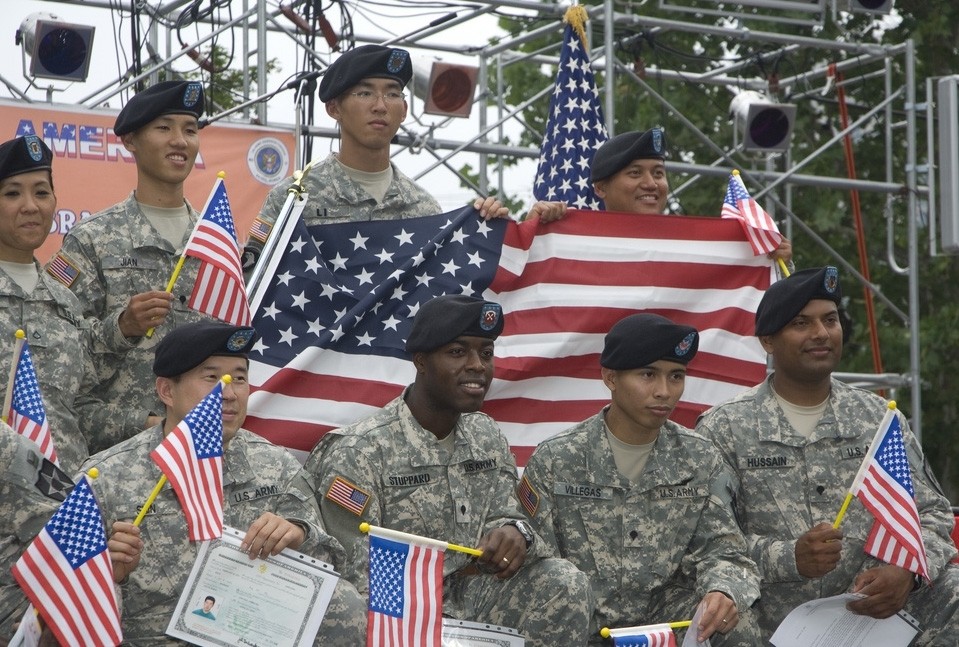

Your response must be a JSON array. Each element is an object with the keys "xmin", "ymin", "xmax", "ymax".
[
  {"xmin": 153, "ymin": 321, "xmax": 259, "ymax": 378},
  {"xmin": 591, "ymin": 128, "xmax": 668, "ymax": 182},
  {"xmin": 755, "ymin": 266, "xmax": 842, "ymax": 336},
  {"xmin": 406, "ymin": 295, "xmax": 504, "ymax": 353},
  {"xmin": 319, "ymin": 45, "xmax": 412, "ymax": 103},
  {"xmin": 600, "ymin": 313, "xmax": 698, "ymax": 370},
  {"xmin": 0, "ymin": 135, "xmax": 52, "ymax": 181},
  {"xmin": 114, "ymin": 81, "xmax": 205, "ymax": 136}
]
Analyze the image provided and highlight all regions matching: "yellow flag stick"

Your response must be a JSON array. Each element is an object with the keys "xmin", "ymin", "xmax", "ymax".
[
  {"xmin": 145, "ymin": 171, "xmax": 227, "ymax": 337},
  {"xmin": 600, "ymin": 622, "xmax": 692, "ymax": 638},
  {"xmin": 777, "ymin": 258, "xmax": 791, "ymax": 277},
  {"xmin": 1, "ymin": 329, "xmax": 27, "ymax": 424},
  {"xmin": 834, "ymin": 400, "xmax": 898, "ymax": 528},
  {"xmin": 359, "ymin": 522, "xmax": 483, "ymax": 557}
]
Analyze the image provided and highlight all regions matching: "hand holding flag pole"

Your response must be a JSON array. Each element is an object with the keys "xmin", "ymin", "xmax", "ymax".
[{"xmin": 1, "ymin": 328, "xmax": 26, "ymax": 423}]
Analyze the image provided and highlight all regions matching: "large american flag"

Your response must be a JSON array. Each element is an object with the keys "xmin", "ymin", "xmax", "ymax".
[
  {"xmin": 721, "ymin": 171, "xmax": 783, "ymax": 255},
  {"xmin": 532, "ymin": 7, "xmax": 607, "ymax": 209},
  {"xmin": 7, "ymin": 340, "xmax": 58, "ymax": 465},
  {"xmin": 850, "ymin": 406, "xmax": 930, "ymax": 581},
  {"xmin": 606, "ymin": 623, "xmax": 676, "ymax": 647},
  {"xmin": 367, "ymin": 529, "xmax": 445, "ymax": 647},
  {"xmin": 246, "ymin": 208, "xmax": 772, "ymax": 464},
  {"xmin": 11, "ymin": 475, "xmax": 122, "ymax": 647},
  {"xmin": 183, "ymin": 177, "xmax": 252, "ymax": 326},
  {"xmin": 150, "ymin": 380, "xmax": 225, "ymax": 541}
]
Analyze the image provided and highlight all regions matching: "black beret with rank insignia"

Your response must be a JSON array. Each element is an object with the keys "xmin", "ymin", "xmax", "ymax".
[
  {"xmin": 114, "ymin": 80, "xmax": 205, "ymax": 136},
  {"xmin": 600, "ymin": 313, "xmax": 699, "ymax": 370},
  {"xmin": 406, "ymin": 295, "xmax": 504, "ymax": 353},
  {"xmin": 755, "ymin": 266, "xmax": 842, "ymax": 336},
  {"xmin": 318, "ymin": 44, "xmax": 413, "ymax": 102},
  {"xmin": 591, "ymin": 128, "xmax": 668, "ymax": 182},
  {"xmin": 0, "ymin": 135, "xmax": 53, "ymax": 181},
  {"xmin": 153, "ymin": 321, "xmax": 259, "ymax": 377}
]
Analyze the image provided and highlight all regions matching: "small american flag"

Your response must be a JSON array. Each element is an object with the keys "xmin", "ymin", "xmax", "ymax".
[
  {"xmin": 606, "ymin": 623, "xmax": 676, "ymax": 647},
  {"xmin": 11, "ymin": 474, "xmax": 122, "ymax": 647},
  {"xmin": 367, "ymin": 529, "xmax": 445, "ymax": 647},
  {"xmin": 184, "ymin": 177, "xmax": 252, "ymax": 326},
  {"xmin": 8, "ymin": 341, "xmax": 58, "ymax": 465},
  {"xmin": 720, "ymin": 171, "xmax": 783, "ymax": 255},
  {"xmin": 532, "ymin": 6, "xmax": 608, "ymax": 209},
  {"xmin": 150, "ymin": 380, "xmax": 225, "ymax": 541},
  {"xmin": 850, "ymin": 405, "xmax": 930, "ymax": 581}
]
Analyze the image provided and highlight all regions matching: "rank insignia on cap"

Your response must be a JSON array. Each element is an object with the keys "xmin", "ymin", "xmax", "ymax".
[
  {"xmin": 25, "ymin": 135, "xmax": 44, "ymax": 161},
  {"xmin": 651, "ymin": 128, "xmax": 664, "ymax": 153},
  {"xmin": 824, "ymin": 266, "xmax": 839, "ymax": 293},
  {"xmin": 480, "ymin": 303, "xmax": 501, "ymax": 331},
  {"xmin": 387, "ymin": 49, "xmax": 408, "ymax": 74},
  {"xmin": 46, "ymin": 253, "xmax": 81, "ymax": 288},
  {"xmin": 517, "ymin": 475, "xmax": 540, "ymax": 517},
  {"xmin": 227, "ymin": 329, "xmax": 255, "ymax": 351},
  {"xmin": 326, "ymin": 476, "xmax": 371, "ymax": 516},
  {"xmin": 183, "ymin": 82, "xmax": 203, "ymax": 108},
  {"xmin": 675, "ymin": 332, "xmax": 696, "ymax": 357}
]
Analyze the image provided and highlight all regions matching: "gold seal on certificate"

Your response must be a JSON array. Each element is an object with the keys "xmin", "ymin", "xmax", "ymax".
[{"xmin": 165, "ymin": 526, "xmax": 340, "ymax": 647}]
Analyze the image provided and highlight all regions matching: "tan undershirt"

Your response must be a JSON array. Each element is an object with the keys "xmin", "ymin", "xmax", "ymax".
[
  {"xmin": 139, "ymin": 202, "xmax": 191, "ymax": 248},
  {"xmin": 773, "ymin": 390, "xmax": 829, "ymax": 439},
  {"xmin": 338, "ymin": 158, "xmax": 393, "ymax": 204},
  {"xmin": 0, "ymin": 260, "xmax": 38, "ymax": 294},
  {"xmin": 605, "ymin": 423, "xmax": 656, "ymax": 484}
]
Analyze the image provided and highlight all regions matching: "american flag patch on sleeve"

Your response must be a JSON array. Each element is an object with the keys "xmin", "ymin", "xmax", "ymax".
[
  {"xmin": 46, "ymin": 253, "xmax": 81, "ymax": 288},
  {"xmin": 247, "ymin": 217, "xmax": 272, "ymax": 244},
  {"xmin": 518, "ymin": 475, "xmax": 539, "ymax": 517},
  {"xmin": 326, "ymin": 476, "xmax": 371, "ymax": 516}
]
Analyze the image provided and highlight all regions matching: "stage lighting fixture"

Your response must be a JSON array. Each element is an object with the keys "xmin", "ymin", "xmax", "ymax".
[
  {"xmin": 17, "ymin": 12, "xmax": 95, "ymax": 82},
  {"xmin": 729, "ymin": 91, "xmax": 797, "ymax": 153},
  {"xmin": 845, "ymin": 0, "xmax": 894, "ymax": 15},
  {"xmin": 412, "ymin": 60, "xmax": 479, "ymax": 118}
]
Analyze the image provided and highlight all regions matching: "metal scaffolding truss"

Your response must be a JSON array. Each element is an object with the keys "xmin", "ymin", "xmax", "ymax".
[{"xmin": 14, "ymin": 0, "xmax": 924, "ymax": 433}]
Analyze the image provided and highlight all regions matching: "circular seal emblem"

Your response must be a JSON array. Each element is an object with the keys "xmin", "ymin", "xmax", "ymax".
[
  {"xmin": 480, "ymin": 303, "xmax": 501, "ymax": 331},
  {"xmin": 227, "ymin": 329, "xmax": 255, "ymax": 352},
  {"xmin": 823, "ymin": 266, "xmax": 839, "ymax": 294},
  {"xmin": 675, "ymin": 331, "xmax": 697, "ymax": 357},
  {"xmin": 182, "ymin": 82, "xmax": 203, "ymax": 108},
  {"xmin": 247, "ymin": 137, "xmax": 290, "ymax": 186},
  {"xmin": 387, "ymin": 49, "xmax": 409, "ymax": 74},
  {"xmin": 24, "ymin": 135, "xmax": 44, "ymax": 162}
]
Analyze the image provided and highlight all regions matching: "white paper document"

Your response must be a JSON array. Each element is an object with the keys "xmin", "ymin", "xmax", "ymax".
[
  {"xmin": 442, "ymin": 617, "xmax": 526, "ymax": 646},
  {"xmin": 770, "ymin": 593, "xmax": 920, "ymax": 647},
  {"xmin": 681, "ymin": 603, "xmax": 711, "ymax": 647},
  {"xmin": 166, "ymin": 526, "xmax": 340, "ymax": 647}
]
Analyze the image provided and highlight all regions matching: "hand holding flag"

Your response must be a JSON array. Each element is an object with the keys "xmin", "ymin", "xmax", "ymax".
[
  {"xmin": 148, "ymin": 376, "xmax": 227, "ymax": 541},
  {"xmin": 834, "ymin": 401, "xmax": 930, "ymax": 582},
  {"xmin": 12, "ymin": 470, "xmax": 122, "ymax": 647}
]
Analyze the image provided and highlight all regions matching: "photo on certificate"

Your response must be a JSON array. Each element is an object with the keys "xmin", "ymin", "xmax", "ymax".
[
  {"xmin": 442, "ymin": 617, "xmax": 526, "ymax": 646},
  {"xmin": 165, "ymin": 526, "xmax": 340, "ymax": 647}
]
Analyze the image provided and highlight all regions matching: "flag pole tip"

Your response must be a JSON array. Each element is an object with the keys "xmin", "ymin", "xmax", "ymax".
[
  {"xmin": 359, "ymin": 522, "xmax": 370, "ymax": 534},
  {"xmin": 87, "ymin": 467, "xmax": 99, "ymax": 479},
  {"xmin": 221, "ymin": 374, "xmax": 232, "ymax": 385},
  {"xmin": 888, "ymin": 400, "xmax": 897, "ymax": 410},
  {"xmin": 731, "ymin": 169, "xmax": 741, "ymax": 176},
  {"xmin": 217, "ymin": 171, "xmax": 226, "ymax": 179},
  {"xmin": 599, "ymin": 627, "xmax": 611, "ymax": 638},
  {"xmin": 14, "ymin": 329, "xmax": 25, "ymax": 339}
]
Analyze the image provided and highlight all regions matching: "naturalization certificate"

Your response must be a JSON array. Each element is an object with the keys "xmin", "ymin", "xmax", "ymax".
[{"xmin": 166, "ymin": 526, "xmax": 340, "ymax": 647}]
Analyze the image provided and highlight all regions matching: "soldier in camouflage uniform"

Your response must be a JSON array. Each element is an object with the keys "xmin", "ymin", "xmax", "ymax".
[
  {"xmin": 1, "ymin": 421, "xmax": 74, "ymax": 639},
  {"xmin": 697, "ymin": 266, "xmax": 959, "ymax": 643},
  {"xmin": 307, "ymin": 295, "xmax": 593, "ymax": 647},
  {"xmin": 244, "ymin": 45, "xmax": 506, "ymax": 268},
  {"xmin": 0, "ymin": 134, "xmax": 114, "ymax": 472},
  {"xmin": 47, "ymin": 81, "xmax": 213, "ymax": 454},
  {"xmin": 522, "ymin": 313, "xmax": 761, "ymax": 646},
  {"xmin": 85, "ymin": 321, "xmax": 366, "ymax": 645}
]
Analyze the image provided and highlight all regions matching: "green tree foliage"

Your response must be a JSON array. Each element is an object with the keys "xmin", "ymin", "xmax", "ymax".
[{"xmin": 493, "ymin": 1, "xmax": 959, "ymax": 497}]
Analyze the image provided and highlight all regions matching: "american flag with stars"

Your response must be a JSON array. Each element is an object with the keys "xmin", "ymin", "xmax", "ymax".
[
  {"xmin": 720, "ymin": 171, "xmax": 783, "ymax": 256},
  {"xmin": 850, "ymin": 406, "xmax": 930, "ymax": 581},
  {"xmin": 183, "ymin": 176, "xmax": 251, "ymax": 326},
  {"xmin": 150, "ymin": 380, "xmax": 225, "ymax": 541},
  {"xmin": 532, "ymin": 8, "xmax": 608, "ymax": 210},
  {"xmin": 8, "ymin": 340, "xmax": 58, "ymax": 465},
  {"xmin": 367, "ymin": 529, "xmax": 445, "ymax": 647},
  {"xmin": 606, "ymin": 623, "xmax": 676, "ymax": 647},
  {"xmin": 12, "ymin": 474, "xmax": 122, "ymax": 647}
]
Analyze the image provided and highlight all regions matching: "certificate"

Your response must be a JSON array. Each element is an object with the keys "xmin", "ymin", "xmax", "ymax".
[
  {"xmin": 770, "ymin": 593, "xmax": 919, "ymax": 647},
  {"xmin": 442, "ymin": 618, "xmax": 526, "ymax": 646},
  {"xmin": 166, "ymin": 526, "xmax": 340, "ymax": 647}
]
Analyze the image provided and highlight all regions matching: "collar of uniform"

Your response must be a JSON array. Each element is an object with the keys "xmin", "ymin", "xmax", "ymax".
[
  {"xmin": 755, "ymin": 375, "xmax": 855, "ymax": 445},
  {"xmin": 221, "ymin": 429, "xmax": 252, "ymax": 486},
  {"xmin": 126, "ymin": 192, "xmax": 199, "ymax": 254},
  {"xmin": 394, "ymin": 391, "xmax": 479, "ymax": 468}
]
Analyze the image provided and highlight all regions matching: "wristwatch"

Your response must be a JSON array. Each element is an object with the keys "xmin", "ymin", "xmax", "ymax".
[{"xmin": 503, "ymin": 519, "xmax": 535, "ymax": 549}]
